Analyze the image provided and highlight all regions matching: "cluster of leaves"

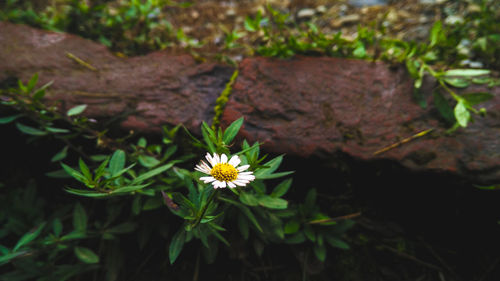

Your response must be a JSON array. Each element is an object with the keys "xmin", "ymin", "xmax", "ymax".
[
  {"xmin": 0, "ymin": 0, "xmax": 198, "ymax": 55},
  {"xmin": 391, "ymin": 21, "xmax": 498, "ymax": 132},
  {"xmin": 0, "ymin": 75, "xmax": 355, "ymax": 279},
  {"xmin": 0, "ymin": 180, "xmax": 143, "ymax": 281},
  {"xmin": 222, "ymin": 5, "xmax": 375, "ymax": 59},
  {"xmin": 222, "ymin": 4, "xmax": 499, "ymax": 131}
]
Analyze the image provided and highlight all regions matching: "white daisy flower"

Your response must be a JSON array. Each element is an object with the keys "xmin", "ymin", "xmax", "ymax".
[{"xmin": 195, "ymin": 152, "xmax": 255, "ymax": 189}]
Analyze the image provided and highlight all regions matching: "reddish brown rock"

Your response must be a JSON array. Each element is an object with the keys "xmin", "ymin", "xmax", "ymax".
[
  {"xmin": 221, "ymin": 56, "xmax": 500, "ymax": 184},
  {"xmin": 2, "ymin": 22, "xmax": 500, "ymax": 183},
  {"xmin": 0, "ymin": 21, "xmax": 233, "ymax": 134}
]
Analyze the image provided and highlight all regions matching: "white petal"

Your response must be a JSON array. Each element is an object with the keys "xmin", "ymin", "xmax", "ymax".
[
  {"xmin": 213, "ymin": 153, "xmax": 220, "ymax": 164},
  {"xmin": 219, "ymin": 181, "xmax": 226, "ymax": 188},
  {"xmin": 227, "ymin": 181, "xmax": 236, "ymax": 188},
  {"xmin": 213, "ymin": 180, "xmax": 222, "ymax": 188},
  {"xmin": 233, "ymin": 180, "xmax": 247, "ymax": 186},
  {"xmin": 220, "ymin": 154, "xmax": 228, "ymax": 163},
  {"xmin": 195, "ymin": 161, "xmax": 211, "ymax": 174},
  {"xmin": 200, "ymin": 176, "xmax": 216, "ymax": 183},
  {"xmin": 205, "ymin": 153, "xmax": 215, "ymax": 167},
  {"xmin": 237, "ymin": 165, "xmax": 250, "ymax": 171},
  {"xmin": 238, "ymin": 175, "xmax": 255, "ymax": 181},
  {"xmin": 239, "ymin": 172, "xmax": 254, "ymax": 175},
  {"xmin": 228, "ymin": 155, "xmax": 241, "ymax": 167}
]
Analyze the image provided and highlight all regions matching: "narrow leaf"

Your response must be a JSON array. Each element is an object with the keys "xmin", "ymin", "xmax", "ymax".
[
  {"xmin": 61, "ymin": 163, "xmax": 87, "ymax": 183},
  {"xmin": 258, "ymin": 196, "xmax": 288, "ymax": 209},
  {"xmin": 284, "ymin": 220, "xmax": 300, "ymax": 234},
  {"xmin": 222, "ymin": 117, "xmax": 244, "ymax": 144},
  {"xmin": 67, "ymin": 104, "xmax": 88, "ymax": 116},
  {"xmin": 78, "ymin": 158, "xmax": 92, "ymax": 180},
  {"xmin": 313, "ymin": 244, "xmax": 326, "ymax": 262},
  {"xmin": 13, "ymin": 222, "xmax": 46, "ymax": 251},
  {"xmin": 109, "ymin": 150, "xmax": 126, "ymax": 177},
  {"xmin": 132, "ymin": 162, "xmax": 175, "ymax": 184},
  {"xmin": 73, "ymin": 202, "xmax": 87, "ymax": 232},
  {"xmin": 51, "ymin": 146, "xmax": 68, "ymax": 162},
  {"xmin": 443, "ymin": 69, "xmax": 490, "ymax": 77},
  {"xmin": 239, "ymin": 192, "xmax": 259, "ymax": 206},
  {"xmin": 0, "ymin": 114, "xmax": 22, "ymax": 124},
  {"xmin": 169, "ymin": 229, "xmax": 186, "ymax": 264},
  {"xmin": 271, "ymin": 178, "xmax": 292, "ymax": 197},
  {"xmin": 46, "ymin": 127, "xmax": 70, "ymax": 133},
  {"xmin": 433, "ymin": 91, "xmax": 455, "ymax": 123},
  {"xmin": 454, "ymin": 101, "xmax": 470, "ymax": 127},
  {"xmin": 325, "ymin": 236, "xmax": 350, "ymax": 250},
  {"xmin": 461, "ymin": 92, "xmax": 494, "ymax": 106},
  {"xmin": 16, "ymin": 123, "xmax": 47, "ymax": 136},
  {"xmin": 74, "ymin": 246, "xmax": 99, "ymax": 263}
]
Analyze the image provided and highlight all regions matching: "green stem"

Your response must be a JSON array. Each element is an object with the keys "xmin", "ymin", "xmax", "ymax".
[{"xmin": 192, "ymin": 188, "xmax": 219, "ymax": 228}]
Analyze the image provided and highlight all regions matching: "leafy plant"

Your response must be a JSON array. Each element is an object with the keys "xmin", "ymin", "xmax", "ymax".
[{"xmin": 1, "ymin": 76, "xmax": 356, "ymax": 280}]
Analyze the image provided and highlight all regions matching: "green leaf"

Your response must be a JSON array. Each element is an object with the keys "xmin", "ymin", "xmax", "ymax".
[
  {"xmin": 13, "ymin": 222, "xmax": 46, "ymax": 251},
  {"xmin": 201, "ymin": 122, "xmax": 216, "ymax": 153},
  {"xmin": 429, "ymin": 20, "xmax": 442, "ymax": 47},
  {"xmin": 0, "ymin": 251, "xmax": 27, "ymax": 265},
  {"xmin": 271, "ymin": 178, "xmax": 292, "ymax": 197},
  {"xmin": 444, "ymin": 77, "xmax": 470, "ymax": 88},
  {"xmin": 109, "ymin": 150, "xmax": 126, "ymax": 177},
  {"xmin": 254, "ymin": 155, "xmax": 284, "ymax": 177},
  {"xmin": 94, "ymin": 157, "xmax": 110, "ymax": 180},
  {"xmin": 111, "ymin": 183, "xmax": 151, "ymax": 194},
  {"xmin": 305, "ymin": 189, "xmax": 317, "ymax": 210},
  {"xmin": 284, "ymin": 220, "xmax": 300, "ymax": 234},
  {"xmin": 454, "ymin": 101, "xmax": 470, "ymax": 127},
  {"xmin": 73, "ymin": 202, "xmax": 87, "ymax": 232},
  {"xmin": 222, "ymin": 117, "xmax": 244, "ymax": 144},
  {"xmin": 138, "ymin": 155, "xmax": 161, "ymax": 168},
  {"xmin": 314, "ymin": 244, "xmax": 326, "ymax": 262},
  {"xmin": 65, "ymin": 188, "xmax": 110, "ymax": 197},
  {"xmin": 61, "ymin": 163, "xmax": 87, "ymax": 183},
  {"xmin": 258, "ymin": 196, "xmax": 288, "ymax": 209},
  {"xmin": 26, "ymin": 73, "xmax": 39, "ymax": 92},
  {"xmin": 325, "ymin": 236, "xmax": 350, "ymax": 250},
  {"xmin": 433, "ymin": 91, "xmax": 455, "ymax": 123},
  {"xmin": 53, "ymin": 218, "xmax": 63, "ymax": 237},
  {"xmin": 239, "ymin": 192, "xmax": 259, "ymax": 206},
  {"xmin": 46, "ymin": 127, "xmax": 70, "ymax": 133},
  {"xmin": 142, "ymin": 198, "xmax": 164, "ymax": 210},
  {"xmin": 238, "ymin": 214, "xmax": 249, "ymax": 240},
  {"xmin": 132, "ymin": 162, "xmax": 175, "ymax": 184},
  {"xmin": 257, "ymin": 170, "xmax": 294, "ymax": 180},
  {"xmin": 60, "ymin": 231, "xmax": 87, "ymax": 241},
  {"xmin": 443, "ymin": 69, "xmax": 490, "ymax": 77},
  {"xmin": 285, "ymin": 232, "xmax": 306, "ymax": 244},
  {"xmin": 16, "ymin": 122, "xmax": 47, "ymax": 136},
  {"xmin": 461, "ymin": 92, "xmax": 494, "ymax": 106},
  {"xmin": 67, "ymin": 104, "xmax": 88, "ymax": 116},
  {"xmin": 51, "ymin": 146, "xmax": 69, "ymax": 162},
  {"xmin": 0, "ymin": 114, "xmax": 22, "ymax": 124},
  {"xmin": 219, "ymin": 197, "xmax": 263, "ymax": 232},
  {"xmin": 74, "ymin": 246, "xmax": 99, "ymax": 263},
  {"xmin": 78, "ymin": 158, "xmax": 92, "ymax": 181},
  {"xmin": 169, "ymin": 229, "xmax": 186, "ymax": 264},
  {"xmin": 304, "ymin": 225, "xmax": 316, "ymax": 242}
]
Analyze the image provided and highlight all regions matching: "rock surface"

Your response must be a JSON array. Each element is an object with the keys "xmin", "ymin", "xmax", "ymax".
[
  {"xmin": 1, "ymin": 22, "xmax": 500, "ymax": 183},
  {"xmin": 0, "ymin": 21, "xmax": 233, "ymax": 134},
  {"xmin": 221, "ymin": 56, "xmax": 500, "ymax": 184}
]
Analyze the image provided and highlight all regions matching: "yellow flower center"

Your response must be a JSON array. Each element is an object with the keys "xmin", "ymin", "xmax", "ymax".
[{"xmin": 210, "ymin": 163, "xmax": 238, "ymax": 182}]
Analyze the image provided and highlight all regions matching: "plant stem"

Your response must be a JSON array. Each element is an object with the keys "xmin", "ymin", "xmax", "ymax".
[{"xmin": 192, "ymin": 188, "xmax": 219, "ymax": 228}]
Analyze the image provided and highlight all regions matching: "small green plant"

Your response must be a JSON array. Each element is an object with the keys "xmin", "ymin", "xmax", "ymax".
[{"xmin": 1, "ymin": 75, "xmax": 355, "ymax": 279}]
